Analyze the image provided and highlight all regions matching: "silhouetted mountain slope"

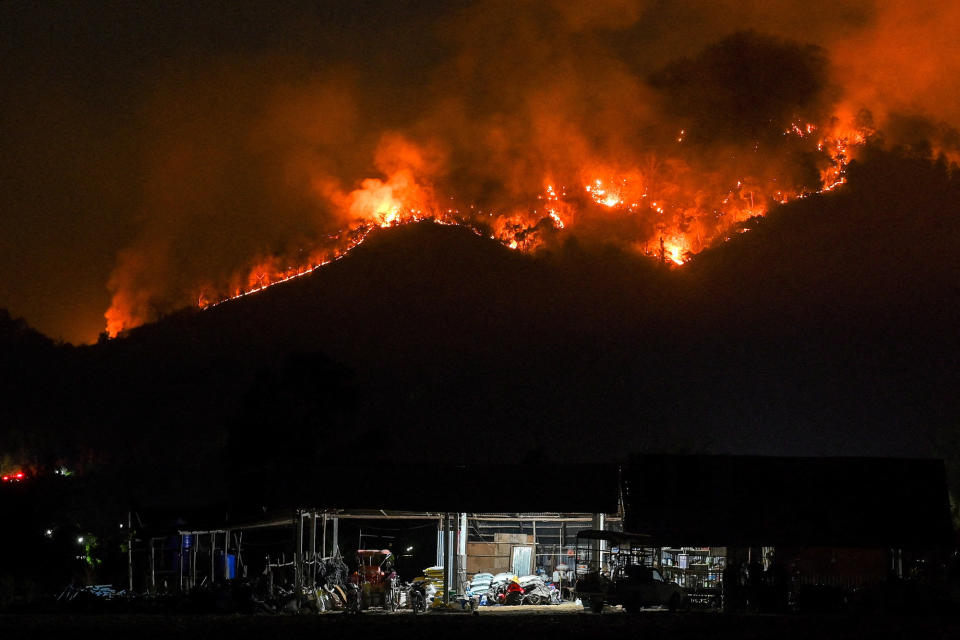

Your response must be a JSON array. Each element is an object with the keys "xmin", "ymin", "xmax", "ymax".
[
  {"xmin": 687, "ymin": 145, "xmax": 960, "ymax": 327},
  {"xmin": 4, "ymin": 146, "xmax": 959, "ymax": 506}
]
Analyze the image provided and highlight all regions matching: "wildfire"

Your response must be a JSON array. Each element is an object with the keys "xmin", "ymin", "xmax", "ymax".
[
  {"xmin": 198, "ymin": 128, "xmax": 863, "ymax": 311},
  {"xmin": 785, "ymin": 122, "xmax": 817, "ymax": 138},
  {"xmin": 586, "ymin": 179, "xmax": 623, "ymax": 208},
  {"xmin": 103, "ymin": 119, "xmax": 870, "ymax": 336},
  {"xmin": 661, "ymin": 239, "xmax": 687, "ymax": 266}
]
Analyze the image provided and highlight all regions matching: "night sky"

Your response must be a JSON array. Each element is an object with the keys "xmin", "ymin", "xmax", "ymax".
[{"xmin": 3, "ymin": 1, "xmax": 960, "ymax": 344}]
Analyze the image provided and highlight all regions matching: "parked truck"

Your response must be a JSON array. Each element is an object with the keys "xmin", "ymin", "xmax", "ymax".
[{"xmin": 574, "ymin": 530, "xmax": 686, "ymax": 613}]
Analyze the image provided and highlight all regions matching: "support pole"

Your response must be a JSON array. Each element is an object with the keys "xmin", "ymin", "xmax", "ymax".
[
  {"xmin": 149, "ymin": 538, "xmax": 156, "ymax": 594},
  {"xmin": 459, "ymin": 513, "xmax": 467, "ymax": 596},
  {"xmin": 224, "ymin": 530, "xmax": 230, "ymax": 581},
  {"xmin": 210, "ymin": 532, "xmax": 216, "ymax": 585},
  {"xmin": 441, "ymin": 513, "xmax": 448, "ymax": 604},
  {"xmin": 310, "ymin": 513, "xmax": 317, "ymax": 588},
  {"xmin": 436, "ymin": 516, "xmax": 444, "ymax": 568},
  {"xmin": 331, "ymin": 515, "xmax": 339, "ymax": 557},
  {"xmin": 532, "ymin": 519, "xmax": 537, "ymax": 575},
  {"xmin": 452, "ymin": 513, "xmax": 459, "ymax": 598},
  {"xmin": 322, "ymin": 512, "xmax": 327, "ymax": 558},
  {"xmin": 559, "ymin": 524, "xmax": 564, "ymax": 597},
  {"xmin": 591, "ymin": 514, "xmax": 605, "ymax": 575},
  {"xmin": 179, "ymin": 534, "xmax": 184, "ymax": 592},
  {"xmin": 191, "ymin": 534, "xmax": 197, "ymax": 589},
  {"xmin": 444, "ymin": 513, "xmax": 454, "ymax": 604},
  {"xmin": 297, "ymin": 510, "xmax": 305, "ymax": 601},
  {"xmin": 127, "ymin": 511, "xmax": 133, "ymax": 593}
]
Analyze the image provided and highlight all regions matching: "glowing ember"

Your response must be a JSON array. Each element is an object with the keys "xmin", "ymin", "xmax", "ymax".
[
  {"xmin": 586, "ymin": 179, "xmax": 624, "ymax": 208},
  {"xmin": 103, "ymin": 117, "xmax": 869, "ymax": 337},
  {"xmin": 195, "ymin": 131, "xmax": 862, "ymax": 315}
]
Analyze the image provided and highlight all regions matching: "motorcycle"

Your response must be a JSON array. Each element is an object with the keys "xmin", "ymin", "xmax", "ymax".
[
  {"xmin": 408, "ymin": 579, "xmax": 427, "ymax": 613},
  {"xmin": 518, "ymin": 576, "xmax": 553, "ymax": 605},
  {"xmin": 383, "ymin": 575, "xmax": 401, "ymax": 611},
  {"xmin": 345, "ymin": 579, "xmax": 362, "ymax": 614},
  {"xmin": 503, "ymin": 579, "xmax": 524, "ymax": 606}
]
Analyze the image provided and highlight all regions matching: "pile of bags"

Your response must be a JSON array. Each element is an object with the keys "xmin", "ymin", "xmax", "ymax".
[
  {"xmin": 422, "ymin": 566, "xmax": 445, "ymax": 601},
  {"xmin": 467, "ymin": 572, "xmax": 494, "ymax": 602}
]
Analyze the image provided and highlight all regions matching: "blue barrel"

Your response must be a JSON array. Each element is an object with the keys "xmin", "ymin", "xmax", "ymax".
[{"xmin": 215, "ymin": 551, "xmax": 237, "ymax": 580}]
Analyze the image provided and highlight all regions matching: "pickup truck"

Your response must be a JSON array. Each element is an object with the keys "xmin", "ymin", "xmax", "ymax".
[{"xmin": 573, "ymin": 530, "xmax": 686, "ymax": 613}]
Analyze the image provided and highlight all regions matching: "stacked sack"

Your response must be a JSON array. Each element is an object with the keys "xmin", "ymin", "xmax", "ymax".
[
  {"xmin": 423, "ymin": 566, "xmax": 445, "ymax": 601},
  {"xmin": 468, "ymin": 573, "xmax": 494, "ymax": 604}
]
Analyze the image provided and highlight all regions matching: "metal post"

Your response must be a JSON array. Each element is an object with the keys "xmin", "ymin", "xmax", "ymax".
[
  {"xmin": 149, "ymin": 538, "xmax": 156, "ymax": 594},
  {"xmin": 223, "ymin": 530, "xmax": 230, "ymax": 581},
  {"xmin": 297, "ymin": 510, "xmax": 305, "ymax": 602},
  {"xmin": 322, "ymin": 513, "xmax": 327, "ymax": 558},
  {"xmin": 591, "ymin": 514, "xmax": 605, "ymax": 575},
  {"xmin": 310, "ymin": 513, "xmax": 318, "ymax": 588},
  {"xmin": 436, "ymin": 516, "xmax": 444, "ymax": 568},
  {"xmin": 452, "ymin": 513, "xmax": 459, "ymax": 598},
  {"xmin": 459, "ymin": 513, "xmax": 467, "ymax": 596},
  {"xmin": 598, "ymin": 514, "xmax": 606, "ymax": 574},
  {"xmin": 441, "ymin": 514, "xmax": 448, "ymax": 604},
  {"xmin": 532, "ymin": 519, "xmax": 537, "ymax": 575},
  {"xmin": 559, "ymin": 523, "xmax": 564, "ymax": 597},
  {"xmin": 210, "ymin": 532, "xmax": 216, "ymax": 584},
  {"xmin": 444, "ymin": 513, "xmax": 454, "ymax": 604},
  {"xmin": 191, "ymin": 534, "xmax": 197, "ymax": 589},
  {"xmin": 127, "ymin": 511, "xmax": 133, "ymax": 593},
  {"xmin": 331, "ymin": 516, "xmax": 339, "ymax": 557},
  {"xmin": 179, "ymin": 534, "xmax": 184, "ymax": 591}
]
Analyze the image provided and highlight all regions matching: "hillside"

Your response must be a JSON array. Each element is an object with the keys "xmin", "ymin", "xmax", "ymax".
[{"xmin": 2, "ymin": 145, "xmax": 959, "ymax": 506}]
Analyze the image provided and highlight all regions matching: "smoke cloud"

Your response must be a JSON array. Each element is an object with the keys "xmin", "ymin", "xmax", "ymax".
[{"xmin": 3, "ymin": 1, "xmax": 959, "ymax": 341}]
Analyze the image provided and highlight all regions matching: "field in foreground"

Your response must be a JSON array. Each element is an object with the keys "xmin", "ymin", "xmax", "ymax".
[{"xmin": 3, "ymin": 607, "xmax": 959, "ymax": 640}]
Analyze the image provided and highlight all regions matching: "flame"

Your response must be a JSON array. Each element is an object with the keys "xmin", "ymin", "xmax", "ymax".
[
  {"xmin": 103, "ymin": 116, "xmax": 869, "ymax": 336},
  {"xmin": 586, "ymin": 179, "xmax": 624, "ymax": 208},
  {"xmin": 663, "ymin": 240, "xmax": 686, "ymax": 266},
  {"xmin": 198, "ymin": 130, "xmax": 862, "ymax": 314}
]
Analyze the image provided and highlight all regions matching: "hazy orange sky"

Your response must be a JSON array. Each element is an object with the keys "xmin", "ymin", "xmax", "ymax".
[{"xmin": 2, "ymin": 0, "xmax": 958, "ymax": 344}]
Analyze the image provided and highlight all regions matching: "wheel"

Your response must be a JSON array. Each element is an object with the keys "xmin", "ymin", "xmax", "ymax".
[
  {"xmin": 668, "ymin": 592, "xmax": 681, "ymax": 612},
  {"xmin": 411, "ymin": 591, "xmax": 425, "ymax": 613}
]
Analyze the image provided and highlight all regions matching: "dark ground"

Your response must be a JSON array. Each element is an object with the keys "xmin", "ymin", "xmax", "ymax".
[{"xmin": 2, "ymin": 609, "xmax": 960, "ymax": 640}]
